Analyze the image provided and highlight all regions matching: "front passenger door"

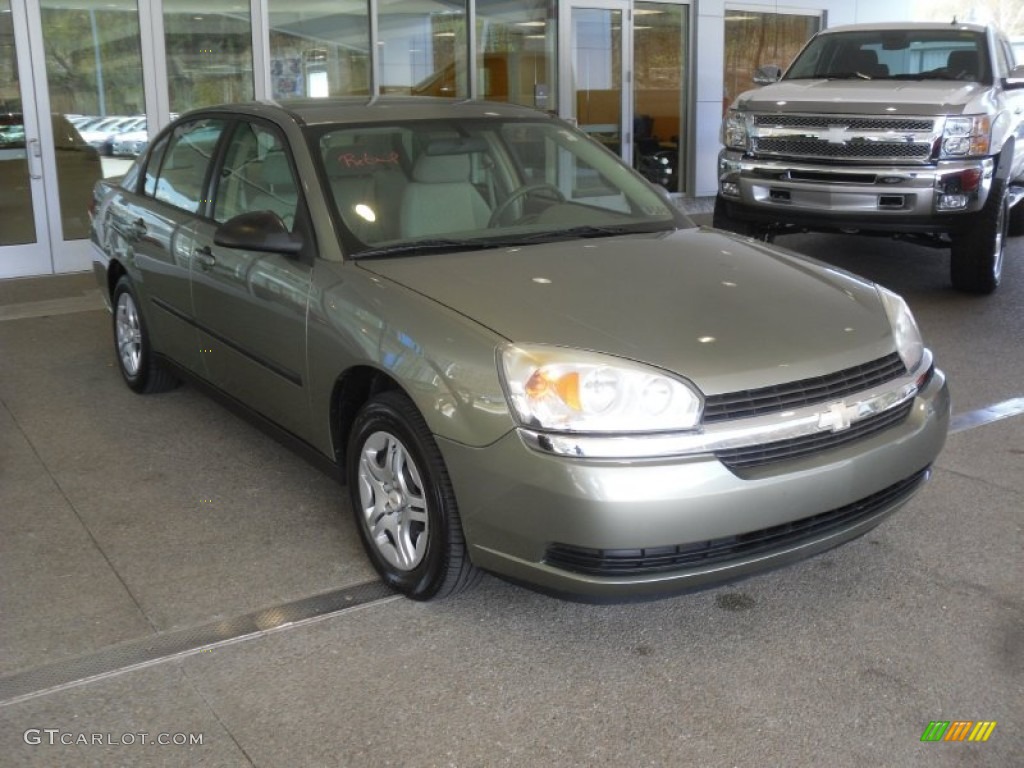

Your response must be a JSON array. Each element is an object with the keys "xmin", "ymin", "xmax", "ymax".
[{"xmin": 188, "ymin": 120, "xmax": 313, "ymax": 439}]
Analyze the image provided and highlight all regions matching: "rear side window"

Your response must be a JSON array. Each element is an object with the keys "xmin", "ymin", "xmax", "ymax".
[{"xmin": 147, "ymin": 118, "xmax": 227, "ymax": 213}]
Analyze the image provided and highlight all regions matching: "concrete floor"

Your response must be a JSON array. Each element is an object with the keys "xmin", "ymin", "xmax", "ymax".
[{"xmin": 0, "ymin": 226, "xmax": 1021, "ymax": 767}]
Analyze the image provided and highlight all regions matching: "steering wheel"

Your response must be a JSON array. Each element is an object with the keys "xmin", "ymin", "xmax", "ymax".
[{"xmin": 488, "ymin": 184, "xmax": 566, "ymax": 227}]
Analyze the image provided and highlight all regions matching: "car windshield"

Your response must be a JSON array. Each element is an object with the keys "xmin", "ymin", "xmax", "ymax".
[
  {"xmin": 785, "ymin": 29, "xmax": 990, "ymax": 83},
  {"xmin": 311, "ymin": 117, "xmax": 686, "ymax": 257}
]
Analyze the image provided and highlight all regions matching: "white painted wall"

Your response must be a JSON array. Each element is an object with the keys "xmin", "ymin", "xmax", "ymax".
[{"xmin": 691, "ymin": 0, "xmax": 916, "ymax": 197}]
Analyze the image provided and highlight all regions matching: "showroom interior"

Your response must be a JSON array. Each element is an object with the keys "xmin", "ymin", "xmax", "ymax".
[{"xmin": 1, "ymin": 0, "xmax": 1021, "ymax": 765}]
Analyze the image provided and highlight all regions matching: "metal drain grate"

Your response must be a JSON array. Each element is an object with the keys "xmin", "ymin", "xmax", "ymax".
[{"xmin": 0, "ymin": 580, "xmax": 395, "ymax": 707}]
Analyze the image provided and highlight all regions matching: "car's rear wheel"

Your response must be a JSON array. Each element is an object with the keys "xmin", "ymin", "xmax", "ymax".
[
  {"xmin": 112, "ymin": 276, "xmax": 178, "ymax": 393},
  {"xmin": 347, "ymin": 391, "xmax": 480, "ymax": 600},
  {"xmin": 950, "ymin": 178, "xmax": 1007, "ymax": 294}
]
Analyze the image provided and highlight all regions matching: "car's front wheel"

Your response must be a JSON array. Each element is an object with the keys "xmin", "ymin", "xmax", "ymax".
[
  {"xmin": 950, "ymin": 178, "xmax": 1007, "ymax": 294},
  {"xmin": 347, "ymin": 391, "xmax": 480, "ymax": 600},
  {"xmin": 112, "ymin": 276, "xmax": 178, "ymax": 393}
]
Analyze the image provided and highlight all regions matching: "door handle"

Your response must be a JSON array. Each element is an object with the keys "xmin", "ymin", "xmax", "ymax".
[
  {"xmin": 27, "ymin": 138, "xmax": 42, "ymax": 179},
  {"xmin": 193, "ymin": 246, "xmax": 216, "ymax": 268}
]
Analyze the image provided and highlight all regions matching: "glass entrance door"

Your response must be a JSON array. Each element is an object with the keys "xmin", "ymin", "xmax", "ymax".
[
  {"xmin": 562, "ymin": 0, "xmax": 631, "ymax": 166},
  {"xmin": 1, "ymin": 0, "xmax": 51, "ymax": 276},
  {"xmin": 1, "ymin": 0, "xmax": 148, "ymax": 278}
]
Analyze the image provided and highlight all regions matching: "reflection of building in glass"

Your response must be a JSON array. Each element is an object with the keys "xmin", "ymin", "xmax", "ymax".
[{"xmin": 724, "ymin": 10, "xmax": 821, "ymax": 110}]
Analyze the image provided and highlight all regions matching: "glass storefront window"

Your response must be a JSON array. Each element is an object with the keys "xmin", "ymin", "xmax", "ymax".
[
  {"xmin": 724, "ymin": 9, "xmax": 820, "ymax": 111},
  {"xmin": 268, "ymin": 0, "xmax": 370, "ymax": 98},
  {"xmin": 475, "ymin": 0, "xmax": 557, "ymax": 110},
  {"xmin": 378, "ymin": 0, "xmax": 467, "ymax": 97},
  {"xmin": 633, "ymin": 3, "xmax": 687, "ymax": 193},
  {"xmin": 164, "ymin": 1, "xmax": 254, "ymax": 114},
  {"xmin": 0, "ymin": 0, "xmax": 36, "ymax": 246},
  {"xmin": 38, "ymin": 0, "xmax": 144, "ymax": 239}
]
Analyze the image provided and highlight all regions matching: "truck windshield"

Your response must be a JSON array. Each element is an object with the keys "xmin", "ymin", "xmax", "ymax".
[{"xmin": 785, "ymin": 29, "xmax": 990, "ymax": 83}]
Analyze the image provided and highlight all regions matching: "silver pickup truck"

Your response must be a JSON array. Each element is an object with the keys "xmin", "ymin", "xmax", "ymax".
[{"xmin": 715, "ymin": 22, "xmax": 1024, "ymax": 294}]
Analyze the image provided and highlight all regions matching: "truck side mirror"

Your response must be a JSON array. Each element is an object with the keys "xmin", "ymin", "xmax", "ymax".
[
  {"xmin": 753, "ymin": 65, "xmax": 782, "ymax": 85},
  {"xmin": 1006, "ymin": 64, "xmax": 1024, "ymax": 89}
]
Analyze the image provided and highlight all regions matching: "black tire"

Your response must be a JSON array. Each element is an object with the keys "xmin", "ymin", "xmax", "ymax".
[
  {"xmin": 950, "ymin": 178, "xmax": 1007, "ymax": 294},
  {"xmin": 111, "ymin": 276, "xmax": 179, "ymax": 393},
  {"xmin": 712, "ymin": 195, "xmax": 774, "ymax": 242},
  {"xmin": 1008, "ymin": 191, "xmax": 1024, "ymax": 237},
  {"xmin": 347, "ymin": 390, "xmax": 480, "ymax": 600}
]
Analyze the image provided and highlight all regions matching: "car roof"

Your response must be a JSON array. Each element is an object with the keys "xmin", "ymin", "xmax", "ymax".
[
  {"xmin": 817, "ymin": 21, "xmax": 990, "ymax": 35},
  {"xmin": 188, "ymin": 97, "xmax": 554, "ymax": 127}
]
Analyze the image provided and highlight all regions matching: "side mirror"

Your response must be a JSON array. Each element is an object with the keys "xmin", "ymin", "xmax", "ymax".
[
  {"xmin": 1006, "ymin": 64, "xmax": 1024, "ymax": 89},
  {"xmin": 214, "ymin": 210, "xmax": 303, "ymax": 255},
  {"xmin": 753, "ymin": 65, "xmax": 782, "ymax": 85}
]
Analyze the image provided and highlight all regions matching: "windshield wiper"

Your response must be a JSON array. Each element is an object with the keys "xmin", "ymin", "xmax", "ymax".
[{"xmin": 355, "ymin": 238, "xmax": 500, "ymax": 259}]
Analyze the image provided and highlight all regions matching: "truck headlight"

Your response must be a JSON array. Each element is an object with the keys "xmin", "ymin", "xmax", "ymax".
[
  {"xmin": 722, "ymin": 110, "xmax": 751, "ymax": 151},
  {"xmin": 940, "ymin": 115, "xmax": 991, "ymax": 158},
  {"xmin": 876, "ymin": 287, "xmax": 924, "ymax": 373},
  {"xmin": 499, "ymin": 344, "xmax": 703, "ymax": 433}
]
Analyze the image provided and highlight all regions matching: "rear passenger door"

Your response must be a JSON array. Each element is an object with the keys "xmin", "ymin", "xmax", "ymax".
[{"xmin": 188, "ymin": 119, "xmax": 314, "ymax": 440}]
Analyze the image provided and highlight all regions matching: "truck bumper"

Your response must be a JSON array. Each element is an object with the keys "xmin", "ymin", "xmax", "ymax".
[{"xmin": 717, "ymin": 150, "xmax": 995, "ymax": 235}]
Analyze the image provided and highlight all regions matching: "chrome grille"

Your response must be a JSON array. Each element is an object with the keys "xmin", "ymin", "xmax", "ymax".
[
  {"xmin": 544, "ymin": 467, "xmax": 929, "ymax": 576},
  {"xmin": 754, "ymin": 137, "xmax": 932, "ymax": 161},
  {"xmin": 703, "ymin": 352, "xmax": 907, "ymax": 423},
  {"xmin": 754, "ymin": 115, "xmax": 934, "ymax": 132},
  {"xmin": 714, "ymin": 400, "xmax": 914, "ymax": 471}
]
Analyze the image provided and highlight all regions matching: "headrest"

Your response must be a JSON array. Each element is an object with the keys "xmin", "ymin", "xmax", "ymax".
[
  {"xmin": 838, "ymin": 48, "xmax": 878, "ymax": 73},
  {"xmin": 413, "ymin": 152, "xmax": 471, "ymax": 184},
  {"xmin": 947, "ymin": 50, "xmax": 979, "ymax": 78},
  {"xmin": 261, "ymin": 151, "xmax": 294, "ymax": 187}
]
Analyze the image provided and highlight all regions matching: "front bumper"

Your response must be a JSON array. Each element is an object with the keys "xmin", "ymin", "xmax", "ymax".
[
  {"xmin": 717, "ymin": 149, "xmax": 994, "ymax": 235},
  {"xmin": 440, "ymin": 367, "xmax": 949, "ymax": 600}
]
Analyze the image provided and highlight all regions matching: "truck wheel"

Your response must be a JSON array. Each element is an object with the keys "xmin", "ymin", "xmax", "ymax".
[
  {"xmin": 950, "ymin": 179, "xmax": 1007, "ymax": 294},
  {"xmin": 1008, "ymin": 192, "xmax": 1024, "ymax": 237},
  {"xmin": 712, "ymin": 196, "xmax": 774, "ymax": 242}
]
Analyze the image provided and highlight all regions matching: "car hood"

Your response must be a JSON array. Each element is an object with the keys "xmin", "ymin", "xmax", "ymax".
[
  {"xmin": 737, "ymin": 79, "xmax": 987, "ymax": 116},
  {"xmin": 358, "ymin": 229, "xmax": 899, "ymax": 396}
]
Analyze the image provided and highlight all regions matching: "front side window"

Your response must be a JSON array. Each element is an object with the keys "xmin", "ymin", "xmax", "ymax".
[
  {"xmin": 214, "ymin": 122, "xmax": 299, "ymax": 229},
  {"xmin": 314, "ymin": 117, "xmax": 684, "ymax": 255},
  {"xmin": 148, "ymin": 118, "xmax": 227, "ymax": 213}
]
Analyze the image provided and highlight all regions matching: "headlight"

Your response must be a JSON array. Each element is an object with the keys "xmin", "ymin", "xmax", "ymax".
[
  {"xmin": 876, "ymin": 287, "xmax": 924, "ymax": 372},
  {"xmin": 721, "ymin": 110, "xmax": 751, "ymax": 151},
  {"xmin": 940, "ymin": 115, "xmax": 990, "ymax": 158},
  {"xmin": 499, "ymin": 344, "xmax": 703, "ymax": 433}
]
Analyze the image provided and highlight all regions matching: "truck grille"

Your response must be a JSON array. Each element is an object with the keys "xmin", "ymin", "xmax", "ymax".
[
  {"xmin": 754, "ymin": 137, "xmax": 932, "ymax": 162},
  {"xmin": 750, "ymin": 113, "xmax": 938, "ymax": 164},
  {"xmin": 544, "ymin": 467, "xmax": 929, "ymax": 576},
  {"xmin": 754, "ymin": 115, "xmax": 935, "ymax": 132}
]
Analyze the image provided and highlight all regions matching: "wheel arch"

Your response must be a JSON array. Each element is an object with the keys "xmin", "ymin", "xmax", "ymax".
[
  {"xmin": 329, "ymin": 366, "xmax": 404, "ymax": 478},
  {"xmin": 106, "ymin": 259, "xmax": 128, "ymax": 303}
]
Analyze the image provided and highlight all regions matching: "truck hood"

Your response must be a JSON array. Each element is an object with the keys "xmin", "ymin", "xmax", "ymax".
[
  {"xmin": 358, "ymin": 229, "xmax": 899, "ymax": 396},
  {"xmin": 738, "ymin": 79, "xmax": 988, "ymax": 116}
]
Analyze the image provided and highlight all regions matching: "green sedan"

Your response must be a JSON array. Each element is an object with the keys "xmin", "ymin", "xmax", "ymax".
[{"xmin": 90, "ymin": 98, "xmax": 950, "ymax": 600}]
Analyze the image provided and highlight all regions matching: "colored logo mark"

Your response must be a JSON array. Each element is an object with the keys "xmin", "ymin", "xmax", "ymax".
[{"xmin": 921, "ymin": 721, "xmax": 997, "ymax": 742}]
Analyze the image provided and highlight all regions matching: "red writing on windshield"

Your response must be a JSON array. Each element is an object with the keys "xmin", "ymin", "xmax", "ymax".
[{"xmin": 338, "ymin": 151, "xmax": 400, "ymax": 168}]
